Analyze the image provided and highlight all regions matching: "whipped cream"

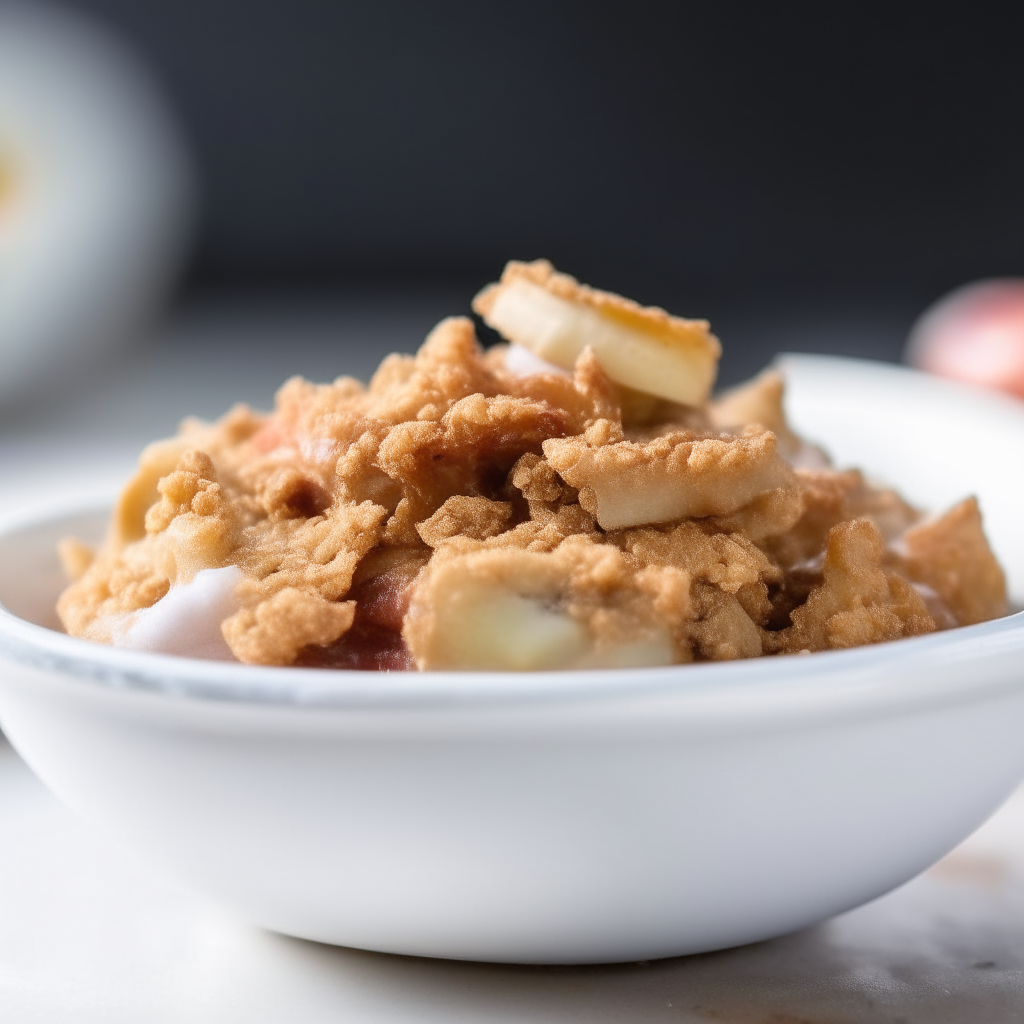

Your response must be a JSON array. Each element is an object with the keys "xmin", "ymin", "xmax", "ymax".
[
  {"xmin": 115, "ymin": 565, "xmax": 242, "ymax": 661},
  {"xmin": 502, "ymin": 343, "xmax": 571, "ymax": 379}
]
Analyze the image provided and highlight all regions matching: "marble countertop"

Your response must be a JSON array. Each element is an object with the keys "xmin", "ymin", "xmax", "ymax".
[{"xmin": 2, "ymin": 295, "xmax": 1022, "ymax": 1022}]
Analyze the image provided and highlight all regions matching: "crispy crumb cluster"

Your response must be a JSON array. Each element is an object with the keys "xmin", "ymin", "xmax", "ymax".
[{"xmin": 57, "ymin": 262, "xmax": 1008, "ymax": 670}]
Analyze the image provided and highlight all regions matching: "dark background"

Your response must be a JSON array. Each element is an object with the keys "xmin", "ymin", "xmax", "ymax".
[{"xmin": 62, "ymin": 0, "xmax": 1024, "ymax": 380}]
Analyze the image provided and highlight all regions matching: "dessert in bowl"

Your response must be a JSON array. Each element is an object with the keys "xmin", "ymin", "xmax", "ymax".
[
  {"xmin": 53, "ymin": 262, "xmax": 1009, "ymax": 670},
  {"xmin": 0, "ymin": 265, "xmax": 1022, "ymax": 964}
]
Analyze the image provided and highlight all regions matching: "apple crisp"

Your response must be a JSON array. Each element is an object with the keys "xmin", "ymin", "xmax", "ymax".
[{"xmin": 56, "ymin": 261, "xmax": 1008, "ymax": 670}]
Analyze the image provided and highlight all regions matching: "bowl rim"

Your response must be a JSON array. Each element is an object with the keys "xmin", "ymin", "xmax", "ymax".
[{"xmin": 1, "ymin": 498, "xmax": 1023, "ymax": 718}]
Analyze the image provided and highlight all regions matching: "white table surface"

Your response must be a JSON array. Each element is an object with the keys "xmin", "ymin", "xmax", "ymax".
[
  {"xmin": 2, "ymin": 730, "xmax": 1022, "ymax": 1023},
  {"xmin": 2, "ymin": 296, "xmax": 1023, "ymax": 1022}
]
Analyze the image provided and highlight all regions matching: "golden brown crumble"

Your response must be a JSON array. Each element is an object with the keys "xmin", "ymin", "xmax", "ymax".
[{"xmin": 56, "ymin": 262, "xmax": 1008, "ymax": 669}]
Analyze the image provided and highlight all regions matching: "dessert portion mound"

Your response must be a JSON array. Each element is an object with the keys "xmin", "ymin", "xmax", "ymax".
[{"xmin": 56, "ymin": 261, "xmax": 1008, "ymax": 670}]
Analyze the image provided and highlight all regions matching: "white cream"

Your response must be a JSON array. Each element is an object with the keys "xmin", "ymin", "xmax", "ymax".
[
  {"xmin": 502, "ymin": 343, "xmax": 572, "ymax": 379},
  {"xmin": 117, "ymin": 565, "xmax": 243, "ymax": 661},
  {"xmin": 299, "ymin": 436, "xmax": 340, "ymax": 466}
]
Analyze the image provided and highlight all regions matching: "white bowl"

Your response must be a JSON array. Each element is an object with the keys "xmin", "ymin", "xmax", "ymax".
[{"xmin": 1, "ymin": 355, "xmax": 1024, "ymax": 965}]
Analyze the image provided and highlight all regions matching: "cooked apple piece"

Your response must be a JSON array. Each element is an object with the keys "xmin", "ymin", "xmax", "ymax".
[
  {"xmin": 406, "ymin": 581, "xmax": 675, "ymax": 671},
  {"xmin": 418, "ymin": 584, "xmax": 590, "ymax": 671},
  {"xmin": 403, "ymin": 540, "xmax": 682, "ymax": 671},
  {"xmin": 474, "ymin": 260, "xmax": 720, "ymax": 406},
  {"xmin": 543, "ymin": 427, "xmax": 797, "ymax": 531}
]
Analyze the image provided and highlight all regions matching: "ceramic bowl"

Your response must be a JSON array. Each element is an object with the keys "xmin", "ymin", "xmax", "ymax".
[{"xmin": 1, "ymin": 355, "xmax": 1023, "ymax": 965}]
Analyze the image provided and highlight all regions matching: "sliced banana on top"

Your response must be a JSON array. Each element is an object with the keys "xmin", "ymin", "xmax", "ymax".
[{"xmin": 473, "ymin": 260, "xmax": 721, "ymax": 406}]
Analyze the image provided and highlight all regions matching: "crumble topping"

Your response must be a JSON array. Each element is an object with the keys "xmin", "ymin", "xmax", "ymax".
[{"xmin": 56, "ymin": 262, "xmax": 1008, "ymax": 670}]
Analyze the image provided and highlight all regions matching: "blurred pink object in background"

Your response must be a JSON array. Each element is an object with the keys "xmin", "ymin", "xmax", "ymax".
[{"xmin": 907, "ymin": 280, "xmax": 1024, "ymax": 400}]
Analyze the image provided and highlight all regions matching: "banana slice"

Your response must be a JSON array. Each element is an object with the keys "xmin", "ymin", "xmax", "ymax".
[{"xmin": 474, "ymin": 260, "xmax": 720, "ymax": 406}]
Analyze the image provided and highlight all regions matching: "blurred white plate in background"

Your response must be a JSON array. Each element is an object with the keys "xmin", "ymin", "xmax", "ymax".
[{"xmin": 0, "ymin": 1, "xmax": 195, "ymax": 407}]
